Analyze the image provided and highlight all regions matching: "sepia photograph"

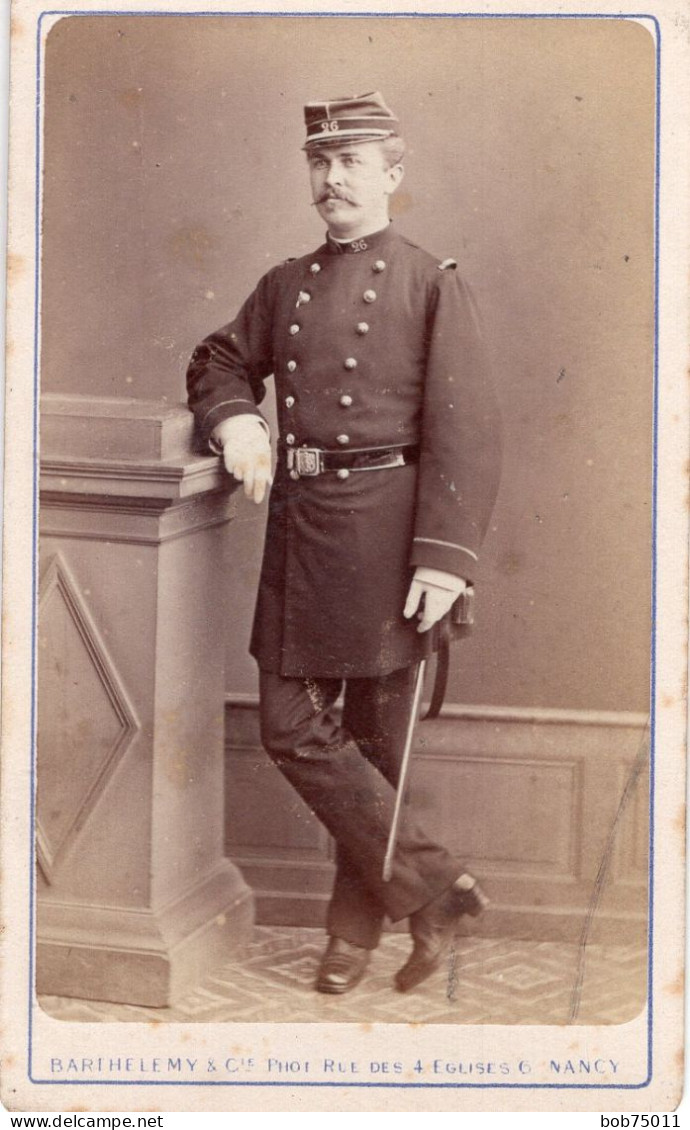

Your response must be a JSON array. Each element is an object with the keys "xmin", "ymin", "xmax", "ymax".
[{"xmin": 1, "ymin": 1, "xmax": 687, "ymax": 1114}]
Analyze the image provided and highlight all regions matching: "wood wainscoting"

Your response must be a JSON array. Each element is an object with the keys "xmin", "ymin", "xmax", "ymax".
[{"xmin": 224, "ymin": 696, "xmax": 649, "ymax": 945}]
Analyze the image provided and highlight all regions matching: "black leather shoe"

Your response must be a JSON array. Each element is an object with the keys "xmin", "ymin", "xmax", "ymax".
[
  {"xmin": 316, "ymin": 936, "xmax": 371, "ymax": 994},
  {"xmin": 395, "ymin": 877, "xmax": 489, "ymax": 993}
]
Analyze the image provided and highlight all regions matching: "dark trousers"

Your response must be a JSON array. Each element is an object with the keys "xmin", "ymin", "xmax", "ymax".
[{"xmin": 259, "ymin": 666, "xmax": 462, "ymax": 950}]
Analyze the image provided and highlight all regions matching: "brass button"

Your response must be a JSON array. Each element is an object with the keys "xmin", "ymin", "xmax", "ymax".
[
  {"xmin": 363, "ymin": 290, "xmax": 377, "ymax": 303},
  {"xmin": 289, "ymin": 324, "xmax": 300, "ymax": 335},
  {"xmin": 340, "ymin": 395, "xmax": 353, "ymax": 407},
  {"xmin": 296, "ymin": 290, "xmax": 311, "ymax": 306},
  {"xmin": 310, "ymin": 263, "xmax": 321, "ymax": 274},
  {"xmin": 287, "ymin": 360, "xmax": 297, "ymax": 372},
  {"xmin": 344, "ymin": 358, "xmax": 357, "ymax": 370},
  {"xmin": 373, "ymin": 260, "xmax": 386, "ymax": 272},
  {"xmin": 337, "ymin": 468, "xmax": 350, "ymax": 480},
  {"xmin": 336, "ymin": 434, "xmax": 350, "ymax": 446},
  {"xmin": 356, "ymin": 322, "xmax": 370, "ymax": 335},
  {"xmin": 290, "ymin": 469, "xmax": 300, "ymax": 480},
  {"xmin": 286, "ymin": 434, "xmax": 295, "ymax": 445},
  {"xmin": 285, "ymin": 396, "xmax": 295, "ymax": 408}
]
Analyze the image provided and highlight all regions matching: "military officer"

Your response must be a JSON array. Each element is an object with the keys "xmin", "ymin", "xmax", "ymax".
[{"xmin": 187, "ymin": 92, "xmax": 502, "ymax": 994}]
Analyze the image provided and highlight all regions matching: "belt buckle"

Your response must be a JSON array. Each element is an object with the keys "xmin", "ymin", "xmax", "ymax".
[{"xmin": 288, "ymin": 447, "xmax": 321, "ymax": 477}]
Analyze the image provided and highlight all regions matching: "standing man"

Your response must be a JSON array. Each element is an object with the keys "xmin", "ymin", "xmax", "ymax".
[{"xmin": 187, "ymin": 93, "xmax": 502, "ymax": 995}]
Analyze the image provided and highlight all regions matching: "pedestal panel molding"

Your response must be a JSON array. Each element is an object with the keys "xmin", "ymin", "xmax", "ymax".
[
  {"xmin": 37, "ymin": 553, "xmax": 140, "ymax": 883},
  {"xmin": 41, "ymin": 491, "xmax": 235, "ymax": 546}
]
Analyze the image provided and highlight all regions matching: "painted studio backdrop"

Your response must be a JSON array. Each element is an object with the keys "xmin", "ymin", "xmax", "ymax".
[{"xmin": 38, "ymin": 15, "xmax": 654, "ymax": 1012}]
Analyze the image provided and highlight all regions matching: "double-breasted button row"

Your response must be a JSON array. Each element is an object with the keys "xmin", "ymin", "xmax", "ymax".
[{"xmin": 282, "ymin": 258, "xmax": 384, "ymax": 461}]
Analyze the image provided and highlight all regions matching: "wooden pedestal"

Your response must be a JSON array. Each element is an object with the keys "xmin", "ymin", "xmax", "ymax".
[{"xmin": 37, "ymin": 395, "xmax": 253, "ymax": 1006}]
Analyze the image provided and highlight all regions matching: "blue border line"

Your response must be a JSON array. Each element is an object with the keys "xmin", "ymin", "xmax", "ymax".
[
  {"xmin": 31, "ymin": 8, "xmax": 665, "ymax": 16},
  {"xmin": 28, "ymin": 8, "xmax": 661, "ymax": 1092},
  {"xmin": 646, "ymin": 5, "xmax": 662, "ymax": 1091},
  {"xmin": 28, "ymin": 6, "xmax": 44, "ymax": 1087}
]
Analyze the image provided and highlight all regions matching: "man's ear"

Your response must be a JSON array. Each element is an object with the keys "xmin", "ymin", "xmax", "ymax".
[{"xmin": 385, "ymin": 163, "xmax": 404, "ymax": 196}]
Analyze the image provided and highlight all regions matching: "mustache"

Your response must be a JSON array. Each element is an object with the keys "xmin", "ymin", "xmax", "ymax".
[{"xmin": 311, "ymin": 189, "xmax": 357, "ymax": 206}]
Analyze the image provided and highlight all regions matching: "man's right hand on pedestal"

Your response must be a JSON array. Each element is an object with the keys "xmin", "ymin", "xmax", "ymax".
[{"xmin": 211, "ymin": 415, "xmax": 273, "ymax": 505}]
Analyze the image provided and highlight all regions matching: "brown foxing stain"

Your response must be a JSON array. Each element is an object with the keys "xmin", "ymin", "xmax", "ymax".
[
  {"xmin": 169, "ymin": 226, "xmax": 213, "ymax": 269},
  {"xmin": 165, "ymin": 750, "xmax": 193, "ymax": 788},
  {"xmin": 390, "ymin": 191, "xmax": 413, "ymax": 217},
  {"xmin": 660, "ymin": 691, "xmax": 675, "ymax": 708},
  {"xmin": 498, "ymin": 551, "xmax": 524, "ymax": 576},
  {"xmin": 359, "ymin": 1022, "xmax": 372, "ymax": 1033},
  {"xmin": 7, "ymin": 253, "xmax": 25, "ymax": 277},
  {"xmin": 673, "ymin": 806, "xmax": 685, "ymax": 834},
  {"xmin": 119, "ymin": 87, "xmax": 143, "ymax": 110},
  {"xmin": 553, "ymin": 412, "xmax": 573, "ymax": 434},
  {"xmin": 147, "ymin": 1019, "xmax": 162, "ymax": 1028},
  {"xmin": 664, "ymin": 973, "xmax": 683, "ymax": 996},
  {"xmin": 675, "ymin": 1047, "xmax": 684, "ymax": 1068},
  {"xmin": 10, "ymin": 17, "xmax": 24, "ymax": 37}
]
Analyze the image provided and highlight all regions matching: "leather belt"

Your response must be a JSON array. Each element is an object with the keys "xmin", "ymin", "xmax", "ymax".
[{"xmin": 285, "ymin": 444, "xmax": 419, "ymax": 478}]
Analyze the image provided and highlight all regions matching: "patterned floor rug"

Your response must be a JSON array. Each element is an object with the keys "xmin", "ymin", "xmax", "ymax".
[{"xmin": 39, "ymin": 925, "xmax": 647, "ymax": 1027}]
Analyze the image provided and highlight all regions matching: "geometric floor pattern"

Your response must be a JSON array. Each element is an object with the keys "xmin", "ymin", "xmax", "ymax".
[{"xmin": 39, "ymin": 925, "xmax": 647, "ymax": 1027}]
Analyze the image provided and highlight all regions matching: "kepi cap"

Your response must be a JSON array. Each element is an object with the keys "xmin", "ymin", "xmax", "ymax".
[{"xmin": 303, "ymin": 91, "xmax": 399, "ymax": 149}]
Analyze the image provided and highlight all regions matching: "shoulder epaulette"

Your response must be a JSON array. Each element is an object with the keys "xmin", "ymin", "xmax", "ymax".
[
  {"xmin": 278, "ymin": 257, "xmax": 297, "ymax": 268},
  {"xmin": 438, "ymin": 258, "xmax": 458, "ymax": 271}
]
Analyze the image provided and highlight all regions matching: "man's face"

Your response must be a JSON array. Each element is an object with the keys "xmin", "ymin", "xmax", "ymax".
[{"xmin": 307, "ymin": 142, "xmax": 403, "ymax": 238}]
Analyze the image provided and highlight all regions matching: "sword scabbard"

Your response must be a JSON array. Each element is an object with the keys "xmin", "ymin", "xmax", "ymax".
[{"xmin": 382, "ymin": 658, "xmax": 427, "ymax": 881}]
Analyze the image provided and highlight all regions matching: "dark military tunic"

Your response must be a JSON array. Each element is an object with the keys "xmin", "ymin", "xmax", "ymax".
[{"xmin": 187, "ymin": 222, "xmax": 502, "ymax": 678}]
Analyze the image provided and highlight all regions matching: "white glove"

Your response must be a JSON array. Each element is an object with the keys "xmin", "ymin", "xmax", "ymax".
[
  {"xmin": 403, "ymin": 568, "xmax": 468, "ymax": 633},
  {"xmin": 211, "ymin": 415, "xmax": 273, "ymax": 505}
]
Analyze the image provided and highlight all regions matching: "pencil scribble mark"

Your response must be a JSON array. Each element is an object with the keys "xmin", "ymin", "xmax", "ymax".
[
  {"xmin": 568, "ymin": 724, "xmax": 649, "ymax": 1023},
  {"xmin": 446, "ymin": 944, "xmax": 458, "ymax": 1002}
]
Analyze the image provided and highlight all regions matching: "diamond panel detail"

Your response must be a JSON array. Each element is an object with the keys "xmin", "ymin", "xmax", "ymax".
[{"xmin": 37, "ymin": 554, "xmax": 140, "ymax": 881}]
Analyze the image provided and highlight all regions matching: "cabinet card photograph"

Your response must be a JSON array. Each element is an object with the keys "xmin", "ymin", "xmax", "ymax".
[{"xmin": 1, "ymin": 0, "xmax": 687, "ymax": 1115}]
